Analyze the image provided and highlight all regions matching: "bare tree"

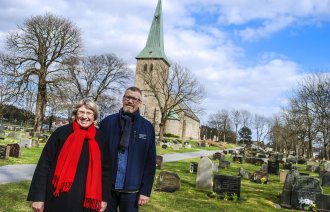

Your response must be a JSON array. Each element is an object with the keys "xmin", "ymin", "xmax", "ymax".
[
  {"xmin": 0, "ymin": 13, "xmax": 82, "ymax": 131},
  {"xmin": 208, "ymin": 109, "xmax": 231, "ymax": 142},
  {"xmin": 241, "ymin": 110, "xmax": 252, "ymax": 127},
  {"xmin": 143, "ymin": 62, "xmax": 204, "ymax": 140},
  {"xmin": 62, "ymin": 54, "xmax": 132, "ymax": 102},
  {"xmin": 301, "ymin": 74, "xmax": 330, "ymax": 159},
  {"xmin": 253, "ymin": 114, "xmax": 270, "ymax": 149}
]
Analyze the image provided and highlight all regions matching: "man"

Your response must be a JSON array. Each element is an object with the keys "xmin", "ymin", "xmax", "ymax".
[{"xmin": 100, "ymin": 86, "xmax": 156, "ymax": 212}]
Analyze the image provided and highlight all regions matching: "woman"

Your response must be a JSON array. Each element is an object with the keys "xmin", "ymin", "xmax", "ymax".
[{"xmin": 27, "ymin": 98, "xmax": 110, "ymax": 212}]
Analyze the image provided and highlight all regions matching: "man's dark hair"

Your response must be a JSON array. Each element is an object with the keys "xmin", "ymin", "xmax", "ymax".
[{"xmin": 125, "ymin": 86, "xmax": 142, "ymax": 96}]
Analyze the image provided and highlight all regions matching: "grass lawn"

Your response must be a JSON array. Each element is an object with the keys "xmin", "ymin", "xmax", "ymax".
[
  {"xmin": 0, "ymin": 143, "xmax": 45, "ymax": 166},
  {"xmin": 1, "ymin": 154, "xmax": 329, "ymax": 212}
]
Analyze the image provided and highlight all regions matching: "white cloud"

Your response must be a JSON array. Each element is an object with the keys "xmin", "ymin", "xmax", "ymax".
[{"xmin": 0, "ymin": 0, "xmax": 328, "ymax": 123}]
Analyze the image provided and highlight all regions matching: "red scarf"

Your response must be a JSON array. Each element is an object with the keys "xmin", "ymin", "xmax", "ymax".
[{"xmin": 52, "ymin": 120, "xmax": 102, "ymax": 211}]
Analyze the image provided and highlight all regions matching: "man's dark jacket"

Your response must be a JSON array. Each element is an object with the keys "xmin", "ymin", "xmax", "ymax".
[{"xmin": 100, "ymin": 111, "xmax": 156, "ymax": 197}]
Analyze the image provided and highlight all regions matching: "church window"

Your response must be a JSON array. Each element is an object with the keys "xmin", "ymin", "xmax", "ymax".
[
  {"xmin": 143, "ymin": 64, "xmax": 147, "ymax": 72},
  {"xmin": 149, "ymin": 64, "xmax": 153, "ymax": 74}
]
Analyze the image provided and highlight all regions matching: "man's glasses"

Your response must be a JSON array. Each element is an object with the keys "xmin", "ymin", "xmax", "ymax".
[
  {"xmin": 77, "ymin": 110, "xmax": 94, "ymax": 118},
  {"xmin": 123, "ymin": 95, "xmax": 141, "ymax": 103}
]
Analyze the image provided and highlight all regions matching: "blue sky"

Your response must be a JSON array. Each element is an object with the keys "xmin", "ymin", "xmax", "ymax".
[{"xmin": 0, "ymin": 0, "xmax": 330, "ymax": 123}]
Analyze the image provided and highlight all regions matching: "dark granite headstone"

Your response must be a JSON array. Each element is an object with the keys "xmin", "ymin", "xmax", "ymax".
[
  {"xmin": 297, "ymin": 158, "xmax": 306, "ymax": 164},
  {"xmin": 322, "ymin": 171, "xmax": 330, "ymax": 187},
  {"xmin": 233, "ymin": 155, "xmax": 243, "ymax": 164},
  {"xmin": 156, "ymin": 155, "xmax": 163, "ymax": 169},
  {"xmin": 290, "ymin": 176, "xmax": 322, "ymax": 208},
  {"xmin": 0, "ymin": 145, "xmax": 10, "ymax": 159},
  {"xmin": 155, "ymin": 171, "xmax": 180, "ymax": 192},
  {"xmin": 268, "ymin": 161, "xmax": 279, "ymax": 175},
  {"xmin": 161, "ymin": 144, "xmax": 168, "ymax": 149},
  {"xmin": 245, "ymin": 157, "xmax": 255, "ymax": 164},
  {"xmin": 7, "ymin": 143, "xmax": 21, "ymax": 158},
  {"xmin": 223, "ymin": 150, "xmax": 228, "ymax": 154},
  {"xmin": 283, "ymin": 162, "xmax": 292, "ymax": 170},
  {"xmin": 190, "ymin": 162, "xmax": 198, "ymax": 173},
  {"xmin": 316, "ymin": 194, "xmax": 330, "ymax": 211},
  {"xmin": 213, "ymin": 174, "xmax": 241, "ymax": 198},
  {"xmin": 280, "ymin": 169, "xmax": 300, "ymax": 208},
  {"xmin": 213, "ymin": 152, "xmax": 225, "ymax": 161}
]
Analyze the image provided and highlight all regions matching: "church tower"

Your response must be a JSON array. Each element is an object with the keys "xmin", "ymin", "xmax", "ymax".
[{"xmin": 135, "ymin": 0, "xmax": 169, "ymax": 133}]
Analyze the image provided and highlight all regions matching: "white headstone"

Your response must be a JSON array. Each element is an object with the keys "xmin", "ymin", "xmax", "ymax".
[
  {"xmin": 173, "ymin": 144, "xmax": 180, "ymax": 151},
  {"xmin": 196, "ymin": 157, "xmax": 213, "ymax": 190},
  {"xmin": 19, "ymin": 138, "xmax": 32, "ymax": 148}
]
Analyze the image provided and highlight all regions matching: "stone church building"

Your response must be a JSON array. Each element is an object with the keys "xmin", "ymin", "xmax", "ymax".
[{"xmin": 134, "ymin": 0, "xmax": 200, "ymax": 140}]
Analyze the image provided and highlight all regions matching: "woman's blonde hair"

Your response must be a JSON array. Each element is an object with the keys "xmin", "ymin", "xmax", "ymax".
[{"xmin": 71, "ymin": 98, "xmax": 99, "ymax": 121}]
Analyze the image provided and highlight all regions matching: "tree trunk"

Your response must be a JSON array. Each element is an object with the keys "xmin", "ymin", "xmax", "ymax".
[
  {"xmin": 159, "ymin": 122, "xmax": 165, "ymax": 141},
  {"xmin": 34, "ymin": 77, "xmax": 47, "ymax": 132}
]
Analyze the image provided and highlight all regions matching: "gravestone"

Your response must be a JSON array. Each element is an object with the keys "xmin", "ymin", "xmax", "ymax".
[
  {"xmin": 172, "ymin": 144, "xmax": 180, "ymax": 151},
  {"xmin": 196, "ymin": 157, "xmax": 213, "ymax": 190},
  {"xmin": 283, "ymin": 162, "xmax": 292, "ymax": 170},
  {"xmin": 306, "ymin": 165, "xmax": 320, "ymax": 173},
  {"xmin": 280, "ymin": 170, "xmax": 289, "ymax": 183},
  {"xmin": 245, "ymin": 157, "xmax": 255, "ymax": 164},
  {"xmin": 156, "ymin": 155, "xmax": 163, "ymax": 169},
  {"xmin": 280, "ymin": 169, "xmax": 300, "ymax": 208},
  {"xmin": 290, "ymin": 176, "xmax": 322, "ymax": 208},
  {"xmin": 268, "ymin": 161, "xmax": 279, "ymax": 175},
  {"xmin": 0, "ymin": 126, "xmax": 5, "ymax": 139},
  {"xmin": 219, "ymin": 160, "xmax": 230, "ymax": 169},
  {"xmin": 297, "ymin": 157, "xmax": 306, "ymax": 164},
  {"xmin": 184, "ymin": 142, "xmax": 191, "ymax": 149},
  {"xmin": 324, "ymin": 163, "xmax": 330, "ymax": 172},
  {"xmin": 260, "ymin": 164, "xmax": 268, "ymax": 173},
  {"xmin": 223, "ymin": 150, "xmax": 227, "ymax": 154},
  {"xmin": 239, "ymin": 167, "xmax": 251, "ymax": 179},
  {"xmin": 19, "ymin": 138, "xmax": 32, "ymax": 148},
  {"xmin": 7, "ymin": 132, "xmax": 15, "ymax": 138},
  {"xmin": 233, "ymin": 155, "xmax": 243, "ymax": 164},
  {"xmin": 212, "ymin": 163, "xmax": 219, "ymax": 172},
  {"xmin": 255, "ymin": 158, "xmax": 265, "ymax": 166},
  {"xmin": 155, "ymin": 171, "xmax": 180, "ymax": 192},
  {"xmin": 7, "ymin": 143, "xmax": 21, "ymax": 158},
  {"xmin": 213, "ymin": 152, "xmax": 224, "ymax": 161},
  {"xmin": 161, "ymin": 144, "xmax": 168, "ymax": 149},
  {"xmin": 13, "ymin": 132, "xmax": 21, "ymax": 140},
  {"xmin": 322, "ymin": 171, "xmax": 330, "ymax": 187},
  {"xmin": 0, "ymin": 145, "xmax": 10, "ymax": 159},
  {"xmin": 251, "ymin": 171, "xmax": 269, "ymax": 184},
  {"xmin": 228, "ymin": 150, "xmax": 233, "ymax": 154},
  {"xmin": 31, "ymin": 139, "xmax": 39, "ymax": 147},
  {"xmin": 190, "ymin": 162, "xmax": 198, "ymax": 174},
  {"xmin": 316, "ymin": 194, "xmax": 330, "ymax": 211},
  {"xmin": 213, "ymin": 174, "xmax": 241, "ymax": 198}
]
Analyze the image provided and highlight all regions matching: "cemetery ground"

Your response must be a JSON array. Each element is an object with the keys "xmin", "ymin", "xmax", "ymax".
[
  {"xmin": 1, "ymin": 155, "xmax": 330, "ymax": 211},
  {"xmin": 1, "ymin": 134, "xmax": 329, "ymax": 212}
]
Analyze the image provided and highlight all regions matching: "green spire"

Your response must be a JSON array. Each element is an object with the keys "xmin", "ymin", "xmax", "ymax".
[{"xmin": 136, "ymin": 0, "xmax": 169, "ymax": 64}]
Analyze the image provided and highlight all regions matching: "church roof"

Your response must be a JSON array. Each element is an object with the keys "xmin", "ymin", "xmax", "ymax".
[{"xmin": 136, "ymin": 0, "xmax": 169, "ymax": 64}]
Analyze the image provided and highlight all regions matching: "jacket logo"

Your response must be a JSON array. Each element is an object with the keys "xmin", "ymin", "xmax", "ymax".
[{"xmin": 139, "ymin": 134, "xmax": 147, "ymax": 139}]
